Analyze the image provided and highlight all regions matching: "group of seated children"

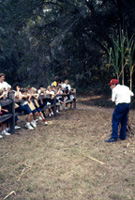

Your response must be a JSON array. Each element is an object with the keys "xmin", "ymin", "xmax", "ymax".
[{"xmin": 0, "ymin": 73, "xmax": 76, "ymax": 139}]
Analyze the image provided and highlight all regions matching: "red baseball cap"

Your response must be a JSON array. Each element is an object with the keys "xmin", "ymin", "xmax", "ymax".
[{"xmin": 108, "ymin": 79, "xmax": 119, "ymax": 85}]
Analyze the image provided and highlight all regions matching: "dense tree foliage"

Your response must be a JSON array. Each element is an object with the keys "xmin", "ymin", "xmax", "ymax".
[{"xmin": 0, "ymin": 0, "xmax": 135, "ymax": 91}]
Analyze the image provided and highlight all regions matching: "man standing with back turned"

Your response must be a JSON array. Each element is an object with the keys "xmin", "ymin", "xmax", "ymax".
[{"xmin": 105, "ymin": 79, "xmax": 134, "ymax": 143}]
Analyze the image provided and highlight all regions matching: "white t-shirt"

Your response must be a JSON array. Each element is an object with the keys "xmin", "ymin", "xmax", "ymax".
[
  {"xmin": 0, "ymin": 81, "xmax": 11, "ymax": 90},
  {"xmin": 21, "ymin": 94, "xmax": 28, "ymax": 106},
  {"xmin": 62, "ymin": 83, "xmax": 71, "ymax": 91},
  {"xmin": 56, "ymin": 90, "xmax": 63, "ymax": 100},
  {"xmin": 46, "ymin": 90, "xmax": 55, "ymax": 95},
  {"xmin": 112, "ymin": 84, "xmax": 134, "ymax": 105},
  {"xmin": 14, "ymin": 91, "xmax": 22, "ymax": 97}
]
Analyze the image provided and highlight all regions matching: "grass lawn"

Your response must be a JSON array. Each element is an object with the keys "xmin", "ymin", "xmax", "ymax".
[{"xmin": 0, "ymin": 97, "xmax": 135, "ymax": 200}]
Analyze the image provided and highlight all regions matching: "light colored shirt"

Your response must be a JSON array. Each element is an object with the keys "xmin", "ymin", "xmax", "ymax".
[
  {"xmin": 56, "ymin": 90, "xmax": 63, "ymax": 100},
  {"xmin": 21, "ymin": 95, "xmax": 28, "ymax": 106},
  {"xmin": 14, "ymin": 91, "xmax": 22, "ymax": 97},
  {"xmin": 0, "ymin": 81, "xmax": 11, "ymax": 90},
  {"xmin": 112, "ymin": 84, "xmax": 134, "ymax": 105},
  {"xmin": 62, "ymin": 83, "xmax": 71, "ymax": 91},
  {"xmin": 46, "ymin": 90, "xmax": 55, "ymax": 95}
]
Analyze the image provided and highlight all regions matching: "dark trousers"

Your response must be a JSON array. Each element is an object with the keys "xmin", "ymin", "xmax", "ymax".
[{"xmin": 111, "ymin": 103, "xmax": 130, "ymax": 140}]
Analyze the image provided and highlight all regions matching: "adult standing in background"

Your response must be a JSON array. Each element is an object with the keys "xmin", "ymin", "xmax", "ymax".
[
  {"xmin": 105, "ymin": 79, "xmax": 134, "ymax": 143},
  {"xmin": 0, "ymin": 73, "xmax": 11, "ymax": 137},
  {"xmin": 0, "ymin": 73, "xmax": 11, "ymax": 92}
]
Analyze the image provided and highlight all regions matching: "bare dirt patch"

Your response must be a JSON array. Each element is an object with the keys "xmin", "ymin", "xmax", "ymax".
[{"xmin": 0, "ymin": 101, "xmax": 135, "ymax": 200}]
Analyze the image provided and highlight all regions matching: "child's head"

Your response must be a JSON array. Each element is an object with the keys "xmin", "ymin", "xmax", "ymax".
[
  {"xmin": 39, "ymin": 84, "xmax": 44, "ymax": 89},
  {"xmin": 20, "ymin": 88, "xmax": 28, "ymax": 94},
  {"xmin": 40, "ymin": 88, "xmax": 46, "ymax": 93},
  {"xmin": 58, "ymin": 85, "xmax": 62, "ymax": 89},
  {"xmin": 31, "ymin": 87, "xmax": 37, "ymax": 93},
  {"xmin": 0, "ymin": 73, "xmax": 5, "ymax": 82},
  {"xmin": 65, "ymin": 79, "xmax": 69, "ymax": 84},
  {"xmin": 51, "ymin": 86, "xmax": 56, "ymax": 91},
  {"xmin": 47, "ymin": 86, "xmax": 51, "ymax": 91},
  {"xmin": 12, "ymin": 83, "xmax": 21, "ymax": 90},
  {"xmin": 54, "ymin": 76, "xmax": 59, "ymax": 82}
]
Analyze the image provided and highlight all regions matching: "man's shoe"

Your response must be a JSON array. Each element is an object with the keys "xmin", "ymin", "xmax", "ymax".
[
  {"xmin": 119, "ymin": 137, "xmax": 126, "ymax": 140},
  {"xmin": 105, "ymin": 137, "xmax": 117, "ymax": 143}
]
